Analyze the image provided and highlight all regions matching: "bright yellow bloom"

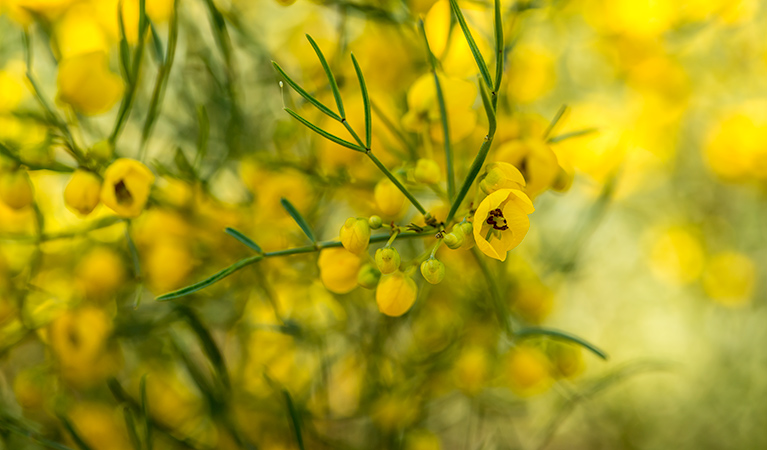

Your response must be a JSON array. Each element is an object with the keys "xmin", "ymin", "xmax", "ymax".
[
  {"xmin": 376, "ymin": 271, "xmax": 417, "ymax": 317},
  {"xmin": 0, "ymin": 169, "xmax": 34, "ymax": 210},
  {"xmin": 57, "ymin": 51, "xmax": 123, "ymax": 115},
  {"xmin": 64, "ymin": 169, "xmax": 102, "ymax": 216},
  {"xmin": 318, "ymin": 248, "xmax": 362, "ymax": 294},
  {"xmin": 472, "ymin": 189, "xmax": 534, "ymax": 261},
  {"xmin": 340, "ymin": 218, "xmax": 371, "ymax": 254},
  {"xmin": 101, "ymin": 158, "xmax": 155, "ymax": 218}
]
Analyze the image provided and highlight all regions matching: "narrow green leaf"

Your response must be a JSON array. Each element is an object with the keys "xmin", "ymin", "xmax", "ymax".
[
  {"xmin": 156, "ymin": 255, "xmax": 263, "ymax": 301},
  {"xmin": 366, "ymin": 152, "xmax": 428, "ymax": 215},
  {"xmin": 174, "ymin": 147, "xmax": 196, "ymax": 180},
  {"xmin": 280, "ymin": 198, "xmax": 316, "ymax": 243},
  {"xmin": 282, "ymin": 389, "xmax": 305, "ymax": 450},
  {"xmin": 225, "ymin": 227, "xmax": 262, "ymax": 253},
  {"xmin": 273, "ymin": 62, "xmax": 341, "ymax": 121},
  {"xmin": 543, "ymin": 104, "xmax": 568, "ymax": 139},
  {"xmin": 176, "ymin": 306, "xmax": 230, "ymax": 389},
  {"xmin": 493, "ymin": 0, "xmax": 503, "ymax": 95},
  {"xmin": 0, "ymin": 417, "xmax": 77, "ymax": 450},
  {"xmin": 194, "ymin": 105, "xmax": 209, "ymax": 170},
  {"xmin": 371, "ymin": 99, "xmax": 417, "ymax": 158},
  {"xmin": 171, "ymin": 335, "xmax": 218, "ymax": 404},
  {"xmin": 306, "ymin": 34, "xmax": 344, "ymax": 118},
  {"xmin": 418, "ymin": 19, "xmax": 454, "ymax": 200},
  {"xmin": 547, "ymin": 128, "xmax": 598, "ymax": 144},
  {"xmin": 350, "ymin": 53, "xmax": 371, "ymax": 148},
  {"xmin": 139, "ymin": 0, "xmax": 179, "ymax": 154},
  {"xmin": 515, "ymin": 327, "xmax": 609, "ymax": 360},
  {"xmin": 58, "ymin": 414, "xmax": 94, "ymax": 450},
  {"xmin": 132, "ymin": 0, "xmax": 148, "ymax": 80},
  {"xmin": 283, "ymin": 107, "xmax": 366, "ymax": 152},
  {"xmin": 478, "ymin": 77, "xmax": 496, "ymax": 136},
  {"xmin": 122, "ymin": 406, "xmax": 143, "ymax": 450},
  {"xmin": 149, "ymin": 20, "xmax": 165, "ymax": 65},
  {"xmin": 449, "ymin": 0, "xmax": 493, "ymax": 89},
  {"xmin": 118, "ymin": 5, "xmax": 132, "ymax": 83},
  {"xmin": 140, "ymin": 374, "xmax": 152, "ymax": 450}
]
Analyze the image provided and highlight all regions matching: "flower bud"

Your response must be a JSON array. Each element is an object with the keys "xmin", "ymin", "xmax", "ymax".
[
  {"xmin": 64, "ymin": 169, "xmax": 102, "ymax": 216},
  {"xmin": 413, "ymin": 158, "xmax": 440, "ymax": 184},
  {"xmin": 374, "ymin": 178, "xmax": 406, "ymax": 217},
  {"xmin": 375, "ymin": 247, "xmax": 401, "ymax": 274},
  {"xmin": 479, "ymin": 162, "xmax": 525, "ymax": 194},
  {"xmin": 318, "ymin": 248, "xmax": 362, "ymax": 294},
  {"xmin": 420, "ymin": 259, "xmax": 445, "ymax": 284},
  {"xmin": 340, "ymin": 218, "xmax": 371, "ymax": 254},
  {"xmin": 88, "ymin": 140, "xmax": 113, "ymax": 163},
  {"xmin": 0, "ymin": 169, "xmax": 33, "ymax": 210},
  {"xmin": 357, "ymin": 264, "xmax": 381, "ymax": 289},
  {"xmin": 459, "ymin": 222, "xmax": 475, "ymax": 249},
  {"xmin": 443, "ymin": 230, "xmax": 464, "ymax": 249},
  {"xmin": 368, "ymin": 215, "xmax": 383, "ymax": 229},
  {"xmin": 100, "ymin": 158, "xmax": 155, "ymax": 218},
  {"xmin": 376, "ymin": 272, "xmax": 418, "ymax": 317}
]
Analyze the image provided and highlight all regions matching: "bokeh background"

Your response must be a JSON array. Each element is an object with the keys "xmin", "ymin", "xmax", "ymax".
[{"xmin": 0, "ymin": 0, "xmax": 766, "ymax": 449}]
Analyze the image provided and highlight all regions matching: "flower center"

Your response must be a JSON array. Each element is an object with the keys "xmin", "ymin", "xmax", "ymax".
[
  {"xmin": 114, "ymin": 180, "xmax": 133, "ymax": 205},
  {"xmin": 485, "ymin": 208, "xmax": 508, "ymax": 231}
]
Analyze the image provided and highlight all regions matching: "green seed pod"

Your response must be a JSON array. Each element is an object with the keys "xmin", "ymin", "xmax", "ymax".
[
  {"xmin": 368, "ymin": 215, "xmax": 383, "ymax": 230},
  {"xmin": 375, "ymin": 247, "xmax": 401, "ymax": 274},
  {"xmin": 420, "ymin": 259, "xmax": 445, "ymax": 284},
  {"xmin": 357, "ymin": 264, "xmax": 382, "ymax": 289}
]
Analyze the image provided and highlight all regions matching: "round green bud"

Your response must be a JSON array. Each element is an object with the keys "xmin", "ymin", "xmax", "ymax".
[
  {"xmin": 368, "ymin": 215, "xmax": 383, "ymax": 230},
  {"xmin": 340, "ymin": 217, "xmax": 370, "ymax": 254},
  {"xmin": 357, "ymin": 264, "xmax": 382, "ymax": 289},
  {"xmin": 443, "ymin": 230, "xmax": 464, "ymax": 249},
  {"xmin": 420, "ymin": 259, "xmax": 445, "ymax": 284},
  {"xmin": 459, "ymin": 222, "xmax": 473, "ymax": 236},
  {"xmin": 375, "ymin": 247, "xmax": 401, "ymax": 275},
  {"xmin": 414, "ymin": 158, "xmax": 441, "ymax": 185}
]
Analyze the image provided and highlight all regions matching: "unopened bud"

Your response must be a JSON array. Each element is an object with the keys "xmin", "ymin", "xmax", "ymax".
[
  {"xmin": 368, "ymin": 215, "xmax": 383, "ymax": 229},
  {"xmin": 357, "ymin": 264, "xmax": 381, "ymax": 289},
  {"xmin": 340, "ymin": 217, "xmax": 371, "ymax": 254},
  {"xmin": 420, "ymin": 259, "xmax": 445, "ymax": 284},
  {"xmin": 413, "ymin": 158, "xmax": 441, "ymax": 185},
  {"xmin": 375, "ymin": 247, "xmax": 401, "ymax": 274}
]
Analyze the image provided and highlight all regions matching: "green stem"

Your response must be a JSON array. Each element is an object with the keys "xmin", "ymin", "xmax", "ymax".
[{"xmin": 470, "ymin": 247, "xmax": 511, "ymax": 335}]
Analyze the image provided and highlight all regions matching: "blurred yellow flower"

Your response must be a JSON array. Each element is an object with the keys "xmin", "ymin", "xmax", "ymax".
[
  {"xmin": 145, "ymin": 239, "xmax": 194, "ymax": 293},
  {"xmin": 413, "ymin": 158, "xmax": 441, "ymax": 185},
  {"xmin": 702, "ymin": 251, "xmax": 756, "ymax": 307},
  {"xmin": 101, "ymin": 158, "xmax": 155, "ymax": 218},
  {"xmin": 505, "ymin": 345, "xmax": 553, "ymax": 396},
  {"xmin": 472, "ymin": 188, "xmax": 534, "ymax": 261},
  {"xmin": 376, "ymin": 271, "xmax": 418, "ymax": 317},
  {"xmin": 318, "ymin": 247, "xmax": 362, "ymax": 294},
  {"xmin": 453, "ymin": 345, "xmax": 490, "ymax": 396},
  {"xmin": 54, "ymin": 4, "xmax": 109, "ymax": 59},
  {"xmin": 0, "ymin": 169, "xmax": 33, "ymax": 210},
  {"xmin": 647, "ymin": 226, "xmax": 705, "ymax": 285},
  {"xmin": 64, "ymin": 169, "xmax": 102, "ymax": 216},
  {"xmin": 402, "ymin": 73, "xmax": 478, "ymax": 143},
  {"xmin": 68, "ymin": 403, "xmax": 132, "ymax": 450},
  {"xmin": 494, "ymin": 138, "xmax": 560, "ymax": 199},
  {"xmin": 76, "ymin": 247, "xmax": 127, "ymax": 301},
  {"xmin": 57, "ymin": 51, "xmax": 123, "ymax": 115},
  {"xmin": 506, "ymin": 44, "xmax": 556, "ymax": 104},
  {"xmin": 374, "ymin": 178, "xmax": 407, "ymax": 217}
]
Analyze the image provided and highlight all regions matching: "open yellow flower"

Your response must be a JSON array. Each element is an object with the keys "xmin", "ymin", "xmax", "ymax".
[
  {"xmin": 57, "ymin": 51, "xmax": 123, "ymax": 115},
  {"xmin": 101, "ymin": 158, "xmax": 155, "ymax": 218},
  {"xmin": 472, "ymin": 189, "xmax": 534, "ymax": 261}
]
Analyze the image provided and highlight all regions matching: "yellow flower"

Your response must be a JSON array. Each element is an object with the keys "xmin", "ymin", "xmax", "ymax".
[
  {"xmin": 472, "ymin": 189, "xmax": 534, "ymax": 261},
  {"xmin": 494, "ymin": 138, "xmax": 560, "ymax": 199},
  {"xmin": 0, "ymin": 169, "xmax": 34, "ymax": 210},
  {"xmin": 64, "ymin": 169, "xmax": 102, "ymax": 216},
  {"xmin": 57, "ymin": 51, "xmax": 123, "ymax": 115},
  {"xmin": 505, "ymin": 345, "xmax": 553, "ymax": 396},
  {"xmin": 101, "ymin": 158, "xmax": 155, "ymax": 218},
  {"xmin": 76, "ymin": 247, "xmax": 127, "ymax": 301},
  {"xmin": 376, "ymin": 271, "xmax": 417, "ymax": 317},
  {"xmin": 318, "ymin": 248, "xmax": 362, "ymax": 294},
  {"xmin": 374, "ymin": 178, "xmax": 406, "ymax": 217},
  {"xmin": 340, "ymin": 218, "xmax": 371, "ymax": 254}
]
